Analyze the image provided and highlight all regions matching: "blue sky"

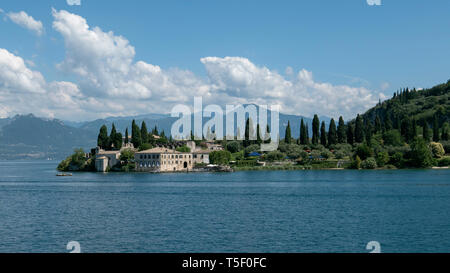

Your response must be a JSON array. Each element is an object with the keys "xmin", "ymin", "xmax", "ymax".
[{"xmin": 0, "ymin": 0, "xmax": 449, "ymax": 121}]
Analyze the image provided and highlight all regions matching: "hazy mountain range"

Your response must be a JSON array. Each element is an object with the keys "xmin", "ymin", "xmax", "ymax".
[{"xmin": 0, "ymin": 110, "xmax": 330, "ymax": 160}]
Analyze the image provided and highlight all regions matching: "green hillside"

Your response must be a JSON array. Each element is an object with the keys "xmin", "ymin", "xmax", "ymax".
[{"xmin": 359, "ymin": 80, "xmax": 450, "ymax": 132}]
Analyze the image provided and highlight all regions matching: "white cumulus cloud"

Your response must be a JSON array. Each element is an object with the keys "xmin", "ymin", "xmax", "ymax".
[
  {"xmin": 67, "ymin": 0, "xmax": 82, "ymax": 6},
  {"xmin": 6, "ymin": 11, "xmax": 44, "ymax": 36}
]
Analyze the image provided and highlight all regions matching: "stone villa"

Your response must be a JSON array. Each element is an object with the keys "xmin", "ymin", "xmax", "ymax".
[
  {"xmin": 135, "ymin": 147, "xmax": 193, "ymax": 172},
  {"xmin": 94, "ymin": 140, "xmax": 214, "ymax": 173}
]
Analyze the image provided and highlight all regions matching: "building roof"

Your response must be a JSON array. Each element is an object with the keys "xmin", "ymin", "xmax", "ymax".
[
  {"xmin": 193, "ymin": 150, "xmax": 211, "ymax": 154},
  {"xmin": 97, "ymin": 150, "xmax": 121, "ymax": 155},
  {"xmin": 136, "ymin": 147, "xmax": 182, "ymax": 154}
]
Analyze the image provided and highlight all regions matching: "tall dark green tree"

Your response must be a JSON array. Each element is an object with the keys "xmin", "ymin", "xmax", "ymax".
[
  {"xmin": 109, "ymin": 123, "xmax": 117, "ymax": 150},
  {"xmin": 124, "ymin": 128, "xmax": 129, "ymax": 144},
  {"xmin": 131, "ymin": 119, "xmax": 142, "ymax": 148},
  {"xmin": 355, "ymin": 114, "xmax": 364, "ymax": 143},
  {"xmin": 347, "ymin": 124, "xmax": 354, "ymax": 145},
  {"xmin": 365, "ymin": 121, "xmax": 373, "ymax": 145},
  {"xmin": 97, "ymin": 125, "xmax": 109, "ymax": 150},
  {"xmin": 328, "ymin": 118, "xmax": 338, "ymax": 146},
  {"xmin": 256, "ymin": 124, "xmax": 262, "ymax": 145},
  {"xmin": 305, "ymin": 124, "xmax": 310, "ymax": 145},
  {"xmin": 384, "ymin": 115, "xmax": 393, "ymax": 131},
  {"xmin": 441, "ymin": 122, "xmax": 449, "ymax": 141},
  {"xmin": 312, "ymin": 115, "xmax": 320, "ymax": 145},
  {"xmin": 423, "ymin": 121, "xmax": 430, "ymax": 142},
  {"xmin": 337, "ymin": 116, "xmax": 346, "ymax": 144},
  {"xmin": 285, "ymin": 121, "xmax": 292, "ymax": 144},
  {"xmin": 411, "ymin": 119, "xmax": 418, "ymax": 141},
  {"xmin": 244, "ymin": 118, "xmax": 251, "ymax": 147},
  {"xmin": 401, "ymin": 117, "xmax": 413, "ymax": 143},
  {"xmin": 320, "ymin": 121, "xmax": 327, "ymax": 146},
  {"xmin": 300, "ymin": 119, "xmax": 307, "ymax": 145},
  {"xmin": 375, "ymin": 115, "xmax": 382, "ymax": 133},
  {"xmin": 265, "ymin": 124, "xmax": 271, "ymax": 144},
  {"xmin": 152, "ymin": 126, "xmax": 159, "ymax": 136},
  {"xmin": 141, "ymin": 121, "xmax": 149, "ymax": 144},
  {"xmin": 433, "ymin": 115, "xmax": 440, "ymax": 142}
]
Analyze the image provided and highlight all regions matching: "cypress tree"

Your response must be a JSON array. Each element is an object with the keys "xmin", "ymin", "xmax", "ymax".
[
  {"xmin": 423, "ymin": 122, "xmax": 430, "ymax": 142},
  {"xmin": 305, "ymin": 124, "xmax": 310, "ymax": 145},
  {"xmin": 320, "ymin": 121, "xmax": 327, "ymax": 146},
  {"xmin": 131, "ymin": 119, "xmax": 142, "ymax": 148},
  {"xmin": 141, "ymin": 121, "xmax": 149, "ymax": 144},
  {"xmin": 337, "ymin": 116, "xmax": 346, "ymax": 144},
  {"xmin": 97, "ymin": 125, "xmax": 109, "ymax": 150},
  {"xmin": 109, "ymin": 123, "xmax": 117, "ymax": 150},
  {"xmin": 347, "ymin": 124, "xmax": 354, "ymax": 145},
  {"xmin": 433, "ymin": 115, "xmax": 440, "ymax": 142},
  {"xmin": 125, "ymin": 128, "xmax": 129, "ymax": 144},
  {"xmin": 328, "ymin": 118, "xmax": 338, "ymax": 146},
  {"xmin": 312, "ymin": 115, "xmax": 320, "ymax": 145},
  {"xmin": 285, "ymin": 121, "xmax": 292, "ymax": 144},
  {"xmin": 441, "ymin": 123, "xmax": 449, "ymax": 141},
  {"xmin": 365, "ymin": 121, "xmax": 373, "ymax": 145},
  {"xmin": 375, "ymin": 115, "xmax": 382, "ymax": 133},
  {"xmin": 256, "ymin": 124, "xmax": 262, "ymax": 144},
  {"xmin": 411, "ymin": 119, "xmax": 418, "ymax": 141},
  {"xmin": 401, "ymin": 118, "xmax": 412, "ymax": 143},
  {"xmin": 384, "ymin": 115, "xmax": 393, "ymax": 131},
  {"xmin": 265, "ymin": 124, "xmax": 271, "ymax": 144},
  {"xmin": 300, "ymin": 119, "xmax": 307, "ymax": 145},
  {"xmin": 355, "ymin": 114, "xmax": 364, "ymax": 143},
  {"xmin": 152, "ymin": 126, "xmax": 159, "ymax": 136},
  {"xmin": 244, "ymin": 118, "xmax": 250, "ymax": 147}
]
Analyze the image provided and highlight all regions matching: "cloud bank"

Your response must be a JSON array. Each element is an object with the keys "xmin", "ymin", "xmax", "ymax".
[{"xmin": 0, "ymin": 9, "xmax": 385, "ymax": 121}]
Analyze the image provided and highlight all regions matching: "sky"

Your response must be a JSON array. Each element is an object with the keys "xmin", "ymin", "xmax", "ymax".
[{"xmin": 0, "ymin": 0, "xmax": 449, "ymax": 121}]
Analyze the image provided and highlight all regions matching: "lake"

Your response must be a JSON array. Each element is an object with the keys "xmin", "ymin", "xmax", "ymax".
[{"xmin": 0, "ymin": 161, "xmax": 449, "ymax": 253}]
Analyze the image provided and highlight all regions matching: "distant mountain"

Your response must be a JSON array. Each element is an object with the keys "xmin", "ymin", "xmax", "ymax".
[
  {"xmin": 0, "ymin": 114, "xmax": 96, "ymax": 160},
  {"xmin": 0, "ymin": 118, "xmax": 11, "ymax": 131},
  {"xmin": 75, "ymin": 108, "xmax": 329, "ymax": 140},
  {"xmin": 0, "ymin": 110, "xmax": 331, "ymax": 160}
]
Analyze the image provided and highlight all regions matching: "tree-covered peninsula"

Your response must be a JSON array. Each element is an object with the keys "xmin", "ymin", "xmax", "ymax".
[{"xmin": 59, "ymin": 80, "xmax": 450, "ymax": 172}]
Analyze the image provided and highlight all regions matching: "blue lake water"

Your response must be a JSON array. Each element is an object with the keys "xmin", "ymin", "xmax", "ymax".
[{"xmin": 0, "ymin": 160, "xmax": 449, "ymax": 253}]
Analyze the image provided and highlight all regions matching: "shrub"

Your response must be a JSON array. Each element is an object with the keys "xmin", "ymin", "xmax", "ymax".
[
  {"xmin": 376, "ymin": 151, "xmax": 390, "ymax": 167},
  {"xmin": 430, "ymin": 142, "xmax": 445, "ymax": 158},
  {"xmin": 120, "ymin": 148, "xmax": 135, "ymax": 162},
  {"xmin": 320, "ymin": 150, "xmax": 333, "ymax": 159},
  {"xmin": 266, "ymin": 151, "xmax": 286, "ymax": 162},
  {"xmin": 139, "ymin": 143, "xmax": 152, "ymax": 151},
  {"xmin": 361, "ymin": 157, "xmax": 378, "ymax": 169},
  {"xmin": 244, "ymin": 144, "xmax": 260, "ymax": 157},
  {"xmin": 355, "ymin": 144, "xmax": 373, "ymax": 161},
  {"xmin": 334, "ymin": 150, "xmax": 346, "ymax": 159},
  {"xmin": 227, "ymin": 141, "xmax": 241, "ymax": 153},
  {"xmin": 383, "ymin": 130, "xmax": 403, "ymax": 146},
  {"xmin": 176, "ymin": 146, "xmax": 191, "ymax": 153},
  {"xmin": 209, "ymin": 150, "xmax": 232, "ymax": 165},
  {"xmin": 409, "ymin": 138, "xmax": 435, "ymax": 168},
  {"xmin": 389, "ymin": 152, "xmax": 404, "ymax": 168},
  {"xmin": 441, "ymin": 141, "xmax": 450, "ymax": 154},
  {"xmin": 438, "ymin": 157, "xmax": 450, "ymax": 167}
]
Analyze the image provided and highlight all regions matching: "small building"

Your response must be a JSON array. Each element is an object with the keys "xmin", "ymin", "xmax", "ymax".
[
  {"xmin": 206, "ymin": 142, "xmax": 224, "ymax": 151},
  {"xmin": 192, "ymin": 150, "xmax": 210, "ymax": 165},
  {"xmin": 135, "ymin": 147, "xmax": 193, "ymax": 172},
  {"xmin": 95, "ymin": 150, "xmax": 121, "ymax": 172}
]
